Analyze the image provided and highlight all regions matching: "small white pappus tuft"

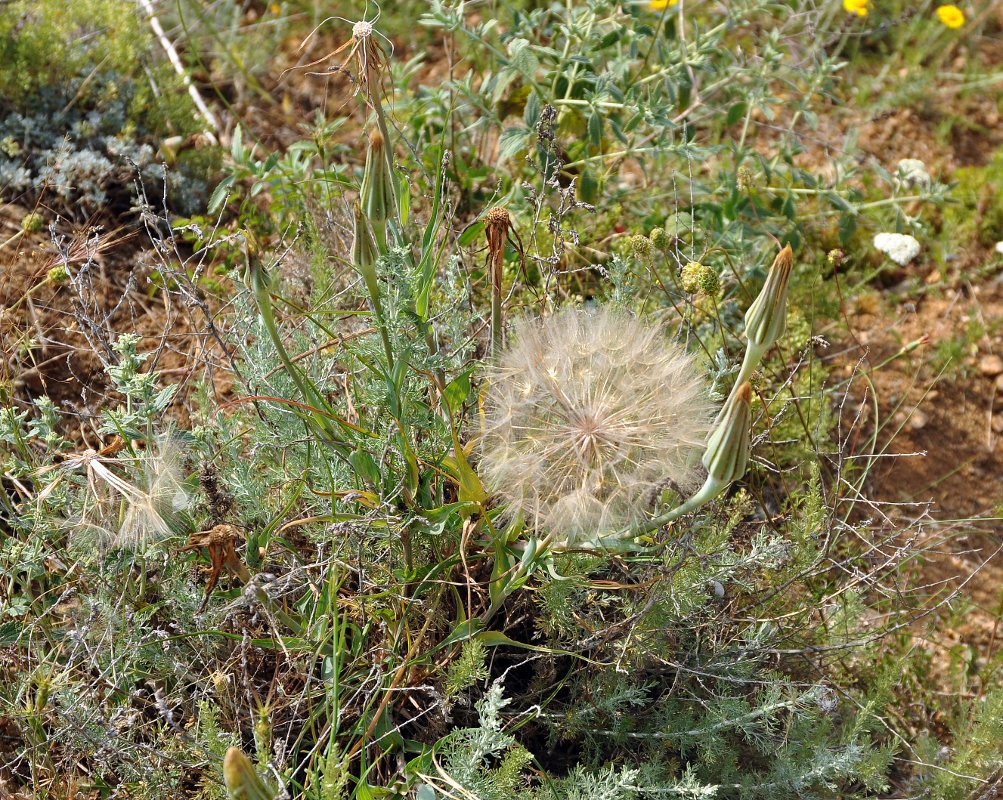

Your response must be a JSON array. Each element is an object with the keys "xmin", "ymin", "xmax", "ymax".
[{"xmin": 115, "ymin": 436, "xmax": 191, "ymax": 551}]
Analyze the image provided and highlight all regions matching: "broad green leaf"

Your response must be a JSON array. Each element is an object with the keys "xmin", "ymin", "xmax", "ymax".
[
  {"xmin": 508, "ymin": 38, "xmax": 538, "ymax": 80},
  {"xmin": 725, "ymin": 101, "xmax": 748, "ymax": 127}
]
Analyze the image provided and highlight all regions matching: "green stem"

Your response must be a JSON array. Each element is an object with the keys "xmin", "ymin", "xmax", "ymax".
[
  {"xmin": 632, "ymin": 476, "xmax": 727, "ymax": 535},
  {"xmin": 250, "ymin": 267, "xmax": 348, "ymax": 450}
]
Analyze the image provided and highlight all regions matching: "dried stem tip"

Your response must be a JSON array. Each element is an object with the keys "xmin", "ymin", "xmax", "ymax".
[
  {"xmin": 744, "ymin": 244, "xmax": 793, "ymax": 352},
  {"xmin": 485, "ymin": 207, "xmax": 515, "ymax": 359},
  {"xmin": 485, "ymin": 208, "xmax": 511, "ymax": 276}
]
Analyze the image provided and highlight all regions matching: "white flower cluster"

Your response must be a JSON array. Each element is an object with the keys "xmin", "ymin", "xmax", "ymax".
[
  {"xmin": 895, "ymin": 158, "xmax": 931, "ymax": 189},
  {"xmin": 873, "ymin": 232, "xmax": 921, "ymax": 266},
  {"xmin": 995, "ymin": 241, "xmax": 1003, "ymax": 255}
]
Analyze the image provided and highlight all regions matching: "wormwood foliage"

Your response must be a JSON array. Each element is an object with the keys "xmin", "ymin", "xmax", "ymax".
[{"xmin": 0, "ymin": 0, "xmax": 205, "ymax": 211}]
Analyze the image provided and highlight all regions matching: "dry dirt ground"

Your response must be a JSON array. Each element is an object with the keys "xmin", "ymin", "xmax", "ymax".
[{"xmin": 805, "ymin": 61, "xmax": 1003, "ymax": 675}]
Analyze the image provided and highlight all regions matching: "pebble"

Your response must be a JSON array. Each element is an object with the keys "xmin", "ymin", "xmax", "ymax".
[
  {"xmin": 979, "ymin": 355, "xmax": 1003, "ymax": 377},
  {"xmin": 997, "ymin": 374, "xmax": 1003, "ymax": 393},
  {"xmin": 907, "ymin": 410, "xmax": 929, "ymax": 431},
  {"xmin": 993, "ymin": 415, "xmax": 1003, "ymax": 434}
]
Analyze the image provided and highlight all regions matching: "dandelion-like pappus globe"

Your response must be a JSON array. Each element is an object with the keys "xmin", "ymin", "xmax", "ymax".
[{"xmin": 478, "ymin": 308, "xmax": 713, "ymax": 546}]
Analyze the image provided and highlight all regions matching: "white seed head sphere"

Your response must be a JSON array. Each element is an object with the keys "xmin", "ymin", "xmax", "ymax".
[
  {"xmin": 352, "ymin": 20, "xmax": 373, "ymax": 41},
  {"xmin": 479, "ymin": 308, "xmax": 713, "ymax": 545}
]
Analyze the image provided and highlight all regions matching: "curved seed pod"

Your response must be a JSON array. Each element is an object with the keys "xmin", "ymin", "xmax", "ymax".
[
  {"xmin": 734, "ymin": 244, "xmax": 793, "ymax": 387},
  {"xmin": 351, "ymin": 204, "xmax": 393, "ymax": 365},
  {"xmin": 633, "ymin": 382, "xmax": 754, "ymax": 534},
  {"xmin": 702, "ymin": 382, "xmax": 752, "ymax": 486},
  {"xmin": 744, "ymin": 244, "xmax": 793, "ymax": 352},
  {"xmin": 223, "ymin": 748, "xmax": 276, "ymax": 800}
]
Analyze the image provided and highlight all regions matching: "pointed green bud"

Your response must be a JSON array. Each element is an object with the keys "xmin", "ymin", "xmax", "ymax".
[
  {"xmin": 744, "ymin": 244, "xmax": 793, "ymax": 352},
  {"xmin": 633, "ymin": 382, "xmax": 755, "ymax": 533},
  {"xmin": 351, "ymin": 203, "xmax": 393, "ymax": 365},
  {"xmin": 359, "ymin": 128, "xmax": 395, "ymax": 225},
  {"xmin": 223, "ymin": 748, "xmax": 276, "ymax": 800},
  {"xmin": 351, "ymin": 203, "xmax": 379, "ymax": 279},
  {"xmin": 240, "ymin": 228, "xmax": 269, "ymax": 291},
  {"xmin": 702, "ymin": 382, "xmax": 752, "ymax": 486}
]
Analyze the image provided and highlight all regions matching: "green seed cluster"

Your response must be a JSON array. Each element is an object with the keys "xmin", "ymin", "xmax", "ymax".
[{"xmin": 680, "ymin": 261, "xmax": 720, "ymax": 296}]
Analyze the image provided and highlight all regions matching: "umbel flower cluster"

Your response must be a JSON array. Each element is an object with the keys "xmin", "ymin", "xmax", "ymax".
[
  {"xmin": 873, "ymin": 232, "xmax": 921, "ymax": 266},
  {"xmin": 478, "ymin": 309, "xmax": 713, "ymax": 546}
]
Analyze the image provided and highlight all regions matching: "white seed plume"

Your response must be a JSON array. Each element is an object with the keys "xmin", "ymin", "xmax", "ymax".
[
  {"xmin": 352, "ymin": 20, "xmax": 373, "ymax": 40},
  {"xmin": 478, "ymin": 308, "xmax": 712, "ymax": 547},
  {"xmin": 115, "ymin": 440, "xmax": 189, "ymax": 551},
  {"xmin": 873, "ymin": 232, "xmax": 921, "ymax": 266}
]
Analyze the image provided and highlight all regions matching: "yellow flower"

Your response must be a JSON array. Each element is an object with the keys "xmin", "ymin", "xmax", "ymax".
[
  {"xmin": 650, "ymin": 0, "xmax": 679, "ymax": 9},
  {"xmin": 936, "ymin": 4, "xmax": 965, "ymax": 28},
  {"xmin": 843, "ymin": 0, "xmax": 870, "ymax": 16}
]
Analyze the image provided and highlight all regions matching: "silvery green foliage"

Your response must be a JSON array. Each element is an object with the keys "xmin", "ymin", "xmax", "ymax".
[
  {"xmin": 0, "ymin": 79, "xmax": 206, "ymax": 213},
  {"xmin": 437, "ymin": 682, "xmax": 639, "ymax": 800},
  {"xmin": 439, "ymin": 682, "xmax": 524, "ymax": 799},
  {"xmin": 558, "ymin": 764, "xmax": 639, "ymax": 800}
]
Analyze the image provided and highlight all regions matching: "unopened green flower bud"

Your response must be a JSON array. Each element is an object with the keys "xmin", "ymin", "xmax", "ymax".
[
  {"xmin": 21, "ymin": 212, "xmax": 43, "ymax": 233},
  {"xmin": 223, "ymin": 748, "xmax": 276, "ymax": 800},
  {"xmin": 351, "ymin": 204, "xmax": 392, "ymax": 364},
  {"xmin": 636, "ymin": 381, "xmax": 753, "ymax": 532},
  {"xmin": 47, "ymin": 265, "xmax": 69, "ymax": 284},
  {"xmin": 649, "ymin": 227, "xmax": 671, "ymax": 251},
  {"xmin": 702, "ymin": 382, "xmax": 751, "ymax": 485},
  {"xmin": 681, "ymin": 261, "xmax": 720, "ymax": 296},
  {"xmin": 360, "ymin": 128, "xmax": 395, "ymax": 225},
  {"xmin": 630, "ymin": 234, "xmax": 652, "ymax": 261},
  {"xmin": 253, "ymin": 704, "xmax": 272, "ymax": 758},
  {"xmin": 239, "ymin": 229, "xmax": 269, "ymax": 289},
  {"xmin": 744, "ymin": 244, "xmax": 792, "ymax": 352},
  {"xmin": 351, "ymin": 204, "xmax": 379, "ymax": 278}
]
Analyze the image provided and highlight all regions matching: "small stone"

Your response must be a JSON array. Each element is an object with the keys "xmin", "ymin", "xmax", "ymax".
[
  {"xmin": 996, "ymin": 374, "xmax": 1003, "ymax": 393},
  {"xmin": 907, "ymin": 410, "xmax": 929, "ymax": 431},
  {"xmin": 924, "ymin": 269, "xmax": 940, "ymax": 285},
  {"xmin": 978, "ymin": 355, "xmax": 1003, "ymax": 377},
  {"xmin": 993, "ymin": 415, "xmax": 1003, "ymax": 434}
]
